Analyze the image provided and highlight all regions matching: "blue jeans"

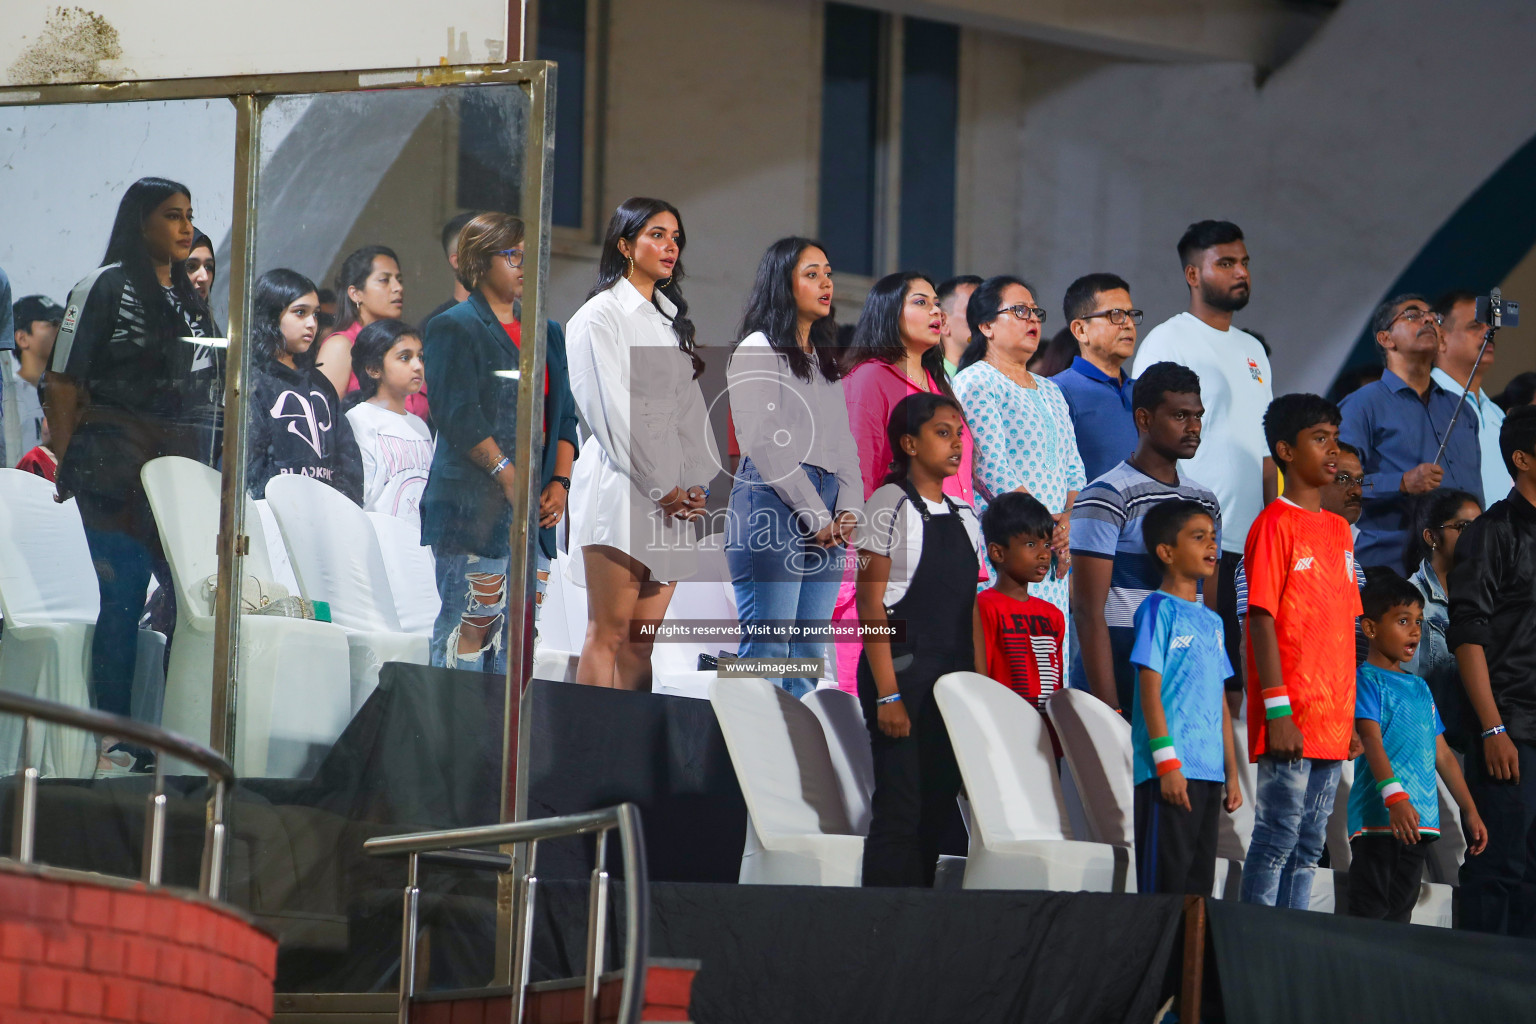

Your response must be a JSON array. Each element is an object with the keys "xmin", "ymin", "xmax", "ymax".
[
  {"xmin": 725, "ymin": 459, "xmax": 844, "ymax": 698},
  {"xmin": 431, "ymin": 550, "xmax": 550, "ymax": 677},
  {"xmin": 1240, "ymin": 756, "xmax": 1343, "ymax": 908}
]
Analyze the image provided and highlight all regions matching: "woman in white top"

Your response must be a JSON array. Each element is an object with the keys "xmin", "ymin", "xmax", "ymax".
[
  {"xmin": 566, "ymin": 198, "xmax": 720, "ymax": 689},
  {"xmin": 725, "ymin": 237, "xmax": 862, "ymax": 697},
  {"xmin": 344, "ymin": 318, "xmax": 434, "ymax": 526}
]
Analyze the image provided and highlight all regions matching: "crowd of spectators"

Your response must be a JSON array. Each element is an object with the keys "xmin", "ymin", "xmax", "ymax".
[{"xmin": 6, "ymin": 180, "xmax": 1536, "ymax": 936}]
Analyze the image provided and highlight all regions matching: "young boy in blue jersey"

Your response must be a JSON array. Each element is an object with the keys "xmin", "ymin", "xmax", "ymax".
[
  {"xmin": 1131, "ymin": 499, "xmax": 1244, "ymax": 894},
  {"xmin": 1348, "ymin": 568, "xmax": 1486, "ymax": 922}
]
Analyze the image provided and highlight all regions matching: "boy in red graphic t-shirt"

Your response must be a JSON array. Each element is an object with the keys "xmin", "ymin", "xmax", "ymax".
[
  {"xmin": 1240, "ymin": 393, "xmax": 1363, "ymax": 909},
  {"xmin": 975, "ymin": 492, "xmax": 1066, "ymax": 710}
]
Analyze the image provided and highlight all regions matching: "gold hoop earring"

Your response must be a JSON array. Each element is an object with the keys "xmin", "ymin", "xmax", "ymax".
[
  {"xmin": 624, "ymin": 254, "xmax": 635, "ymax": 279},
  {"xmin": 656, "ymin": 276, "xmax": 672, "ymax": 290}
]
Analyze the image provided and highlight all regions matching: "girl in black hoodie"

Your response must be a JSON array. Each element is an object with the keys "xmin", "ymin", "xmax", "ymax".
[{"xmin": 246, "ymin": 268, "xmax": 362, "ymax": 503}]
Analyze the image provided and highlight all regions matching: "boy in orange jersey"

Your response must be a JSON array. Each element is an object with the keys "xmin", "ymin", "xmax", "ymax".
[{"xmin": 1239, "ymin": 393, "xmax": 1364, "ymax": 907}]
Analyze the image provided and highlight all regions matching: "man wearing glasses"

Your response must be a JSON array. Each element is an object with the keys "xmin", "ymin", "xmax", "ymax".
[
  {"xmin": 1340, "ymin": 294, "xmax": 1484, "ymax": 568},
  {"xmin": 1133, "ymin": 220, "xmax": 1272, "ymax": 701},
  {"xmin": 1053, "ymin": 272, "xmax": 1140, "ymax": 484},
  {"xmin": 1432, "ymin": 289, "xmax": 1513, "ymax": 502}
]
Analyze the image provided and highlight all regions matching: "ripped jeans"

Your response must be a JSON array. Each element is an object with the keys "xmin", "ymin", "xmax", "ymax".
[{"xmin": 430, "ymin": 550, "xmax": 551, "ymax": 676}]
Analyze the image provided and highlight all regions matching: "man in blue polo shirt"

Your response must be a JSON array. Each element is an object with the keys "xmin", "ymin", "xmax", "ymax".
[
  {"xmin": 1053, "ymin": 273, "xmax": 1139, "ymax": 483},
  {"xmin": 1340, "ymin": 293, "xmax": 1483, "ymax": 568}
]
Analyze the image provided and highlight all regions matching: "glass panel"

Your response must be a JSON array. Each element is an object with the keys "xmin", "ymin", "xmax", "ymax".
[
  {"xmin": 539, "ymin": 0, "xmax": 588, "ymax": 229},
  {"xmin": 899, "ymin": 17, "xmax": 959, "ymax": 281},
  {"xmin": 0, "ymin": 98, "xmax": 236, "ymax": 882},
  {"xmin": 238, "ymin": 80, "xmax": 541, "ymax": 992},
  {"xmin": 819, "ymin": 2, "xmax": 883, "ymax": 278}
]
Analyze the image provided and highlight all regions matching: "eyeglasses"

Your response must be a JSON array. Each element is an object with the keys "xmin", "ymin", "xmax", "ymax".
[
  {"xmin": 1078, "ymin": 308, "xmax": 1143, "ymax": 326},
  {"xmin": 1333, "ymin": 472, "xmax": 1365, "ymax": 488},
  {"xmin": 996, "ymin": 304, "xmax": 1047, "ymax": 324},
  {"xmin": 497, "ymin": 248, "xmax": 525, "ymax": 269},
  {"xmin": 1439, "ymin": 520, "xmax": 1476, "ymax": 532},
  {"xmin": 1390, "ymin": 307, "xmax": 1443, "ymax": 329}
]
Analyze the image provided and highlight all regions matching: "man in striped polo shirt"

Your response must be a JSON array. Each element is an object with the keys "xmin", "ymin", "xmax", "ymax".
[{"xmin": 1071, "ymin": 361, "xmax": 1222, "ymax": 716}]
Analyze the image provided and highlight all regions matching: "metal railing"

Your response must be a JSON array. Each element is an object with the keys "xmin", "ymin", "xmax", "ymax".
[
  {"xmin": 0, "ymin": 689, "xmax": 234, "ymax": 899},
  {"xmin": 364, "ymin": 803, "xmax": 648, "ymax": 1024}
]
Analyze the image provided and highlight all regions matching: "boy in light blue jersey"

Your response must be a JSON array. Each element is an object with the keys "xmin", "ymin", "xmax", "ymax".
[
  {"xmin": 1131, "ymin": 499, "xmax": 1243, "ymax": 895},
  {"xmin": 1347, "ymin": 568, "xmax": 1485, "ymax": 922}
]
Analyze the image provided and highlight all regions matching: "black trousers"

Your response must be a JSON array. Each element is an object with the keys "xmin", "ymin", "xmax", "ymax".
[
  {"xmin": 1217, "ymin": 552, "xmax": 1244, "ymax": 693},
  {"xmin": 861, "ymin": 690, "xmax": 962, "ymax": 888},
  {"xmin": 1134, "ymin": 778, "xmax": 1221, "ymax": 895},
  {"xmin": 1348, "ymin": 834, "xmax": 1432, "ymax": 923},
  {"xmin": 1460, "ymin": 737, "xmax": 1536, "ymax": 936}
]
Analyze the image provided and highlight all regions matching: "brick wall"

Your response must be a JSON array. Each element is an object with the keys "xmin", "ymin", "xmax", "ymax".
[{"xmin": 0, "ymin": 863, "xmax": 276, "ymax": 1024}]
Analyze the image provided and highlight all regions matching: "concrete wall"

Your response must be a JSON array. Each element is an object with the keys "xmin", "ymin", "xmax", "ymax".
[
  {"xmin": 2, "ymin": 0, "xmax": 510, "ymax": 85},
  {"xmin": 1011, "ymin": 0, "xmax": 1536, "ymax": 395},
  {"xmin": 546, "ymin": 0, "xmax": 1033, "ymax": 349}
]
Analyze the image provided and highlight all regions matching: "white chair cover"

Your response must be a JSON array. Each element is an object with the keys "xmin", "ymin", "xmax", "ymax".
[
  {"xmin": 0, "ymin": 470, "xmax": 98, "ymax": 778},
  {"xmin": 142, "ymin": 457, "xmax": 352, "ymax": 778},
  {"xmin": 265, "ymin": 475, "xmax": 429, "ymax": 712},
  {"xmin": 366, "ymin": 511, "xmax": 440, "ymax": 637},
  {"xmin": 708, "ymin": 677, "xmax": 863, "ymax": 886},
  {"xmin": 253, "ymin": 500, "xmax": 300, "ymax": 595},
  {"xmin": 801, "ymin": 687, "xmax": 875, "ymax": 836},
  {"xmin": 1046, "ymin": 688, "xmax": 1135, "ymax": 849},
  {"xmin": 934, "ymin": 671, "xmax": 1127, "ymax": 892}
]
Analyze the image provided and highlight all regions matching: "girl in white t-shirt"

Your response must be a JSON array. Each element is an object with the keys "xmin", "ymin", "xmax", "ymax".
[{"xmin": 345, "ymin": 319, "xmax": 435, "ymax": 525}]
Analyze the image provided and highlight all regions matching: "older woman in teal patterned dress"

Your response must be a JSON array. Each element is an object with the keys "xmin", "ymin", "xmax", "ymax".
[{"xmin": 953, "ymin": 276, "xmax": 1085, "ymax": 627}]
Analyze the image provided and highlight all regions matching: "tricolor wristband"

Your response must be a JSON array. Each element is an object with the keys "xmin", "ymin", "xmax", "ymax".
[
  {"xmin": 876, "ymin": 692, "xmax": 902, "ymax": 705},
  {"xmin": 1150, "ymin": 736, "xmax": 1182, "ymax": 777},
  {"xmin": 1261, "ymin": 687, "xmax": 1292, "ymax": 720},
  {"xmin": 1376, "ymin": 776, "xmax": 1410, "ymax": 807}
]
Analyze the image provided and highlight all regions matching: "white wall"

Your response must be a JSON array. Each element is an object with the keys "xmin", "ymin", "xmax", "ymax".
[
  {"xmin": 2, "ymin": 0, "xmax": 509, "ymax": 85},
  {"xmin": 1013, "ymin": 0, "xmax": 1536, "ymax": 394},
  {"xmin": 0, "ymin": 101, "xmax": 235, "ymax": 305}
]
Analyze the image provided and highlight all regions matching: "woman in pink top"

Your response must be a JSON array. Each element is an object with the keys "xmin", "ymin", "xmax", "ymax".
[
  {"xmin": 315, "ymin": 244, "xmax": 431, "ymax": 421},
  {"xmin": 832, "ymin": 272, "xmax": 976, "ymax": 689}
]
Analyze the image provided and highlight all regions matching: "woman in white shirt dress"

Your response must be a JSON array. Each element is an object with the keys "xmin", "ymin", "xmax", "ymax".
[
  {"xmin": 566, "ymin": 198, "xmax": 720, "ymax": 689},
  {"xmin": 725, "ymin": 237, "xmax": 862, "ymax": 698}
]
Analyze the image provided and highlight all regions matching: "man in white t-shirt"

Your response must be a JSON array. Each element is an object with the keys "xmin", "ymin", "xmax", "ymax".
[{"xmin": 1132, "ymin": 220, "xmax": 1275, "ymax": 702}]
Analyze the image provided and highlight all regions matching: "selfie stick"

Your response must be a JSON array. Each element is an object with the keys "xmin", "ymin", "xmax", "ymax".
[{"xmin": 1432, "ymin": 302, "xmax": 1498, "ymax": 469}]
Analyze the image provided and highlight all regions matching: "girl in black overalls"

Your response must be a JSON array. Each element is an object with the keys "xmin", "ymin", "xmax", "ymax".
[{"xmin": 855, "ymin": 392, "xmax": 982, "ymax": 886}]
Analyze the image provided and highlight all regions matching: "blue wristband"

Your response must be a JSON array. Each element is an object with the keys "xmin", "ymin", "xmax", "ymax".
[
  {"xmin": 876, "ymin": 692, "xmax": 902, "ymax": 705},
  {"xmin": 1482, "ymin": 724, "xmax": 1507, "ymax": 739}
]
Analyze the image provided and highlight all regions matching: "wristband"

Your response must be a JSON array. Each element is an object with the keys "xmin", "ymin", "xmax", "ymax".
[
  {"xmin": 1261, "ymin": 687, "xmax": 1292, "ymax": 720},
  {"xmin": 489, "ymin": 456, "xmax": 511, "ymax": 478},
  {"xmin": 1375, "ymin": 776, "xmax": 1410, "ymax": 807},
  {"xmin": 1150, "ymin": 735, "xmax": 1182, "ymax": 777},
  {"xmin": 876, "ymin": 692, "xmax": 902, "ymax": 706},
  {"xmin": 551, "ymin": 474, "xmax": 571, "ymax": 491},
  {"xmin": 1482, "ymin": 724, "xmax": 1507, "ymax": 739}
]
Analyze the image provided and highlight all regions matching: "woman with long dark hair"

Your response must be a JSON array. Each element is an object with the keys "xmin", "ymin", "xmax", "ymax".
[
  {"xmin": 420, "ymin": 212, "xmax": 579, "ymax": 673},
  {"xmin": 1404, "ymin": 488, "xmax": 1483, "ymax": 752},
  {"xmin": 725, "ymin": 237, "xmax": 861, "ymax": 697},
  {"xmin": 566, "ymin": 197, "xmax": 719, "ymax": 690},
  {"xmin": 244, "ymin": 268, "xmax": 361, "ymax": 503},
  {"xmin": 46, "ymin": 176, "xmax": 220, "ymax": 771},
  {"xmin": 954, "ymin": 275, "xmax": 1084, "ymax": 623},
  {"xmin": 314, "ymin": 245, "xmax": 428, "ymax": 420},
  {"xmin": 830, "ymin": 271, "xmax": 977, "ymax": 690}
]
